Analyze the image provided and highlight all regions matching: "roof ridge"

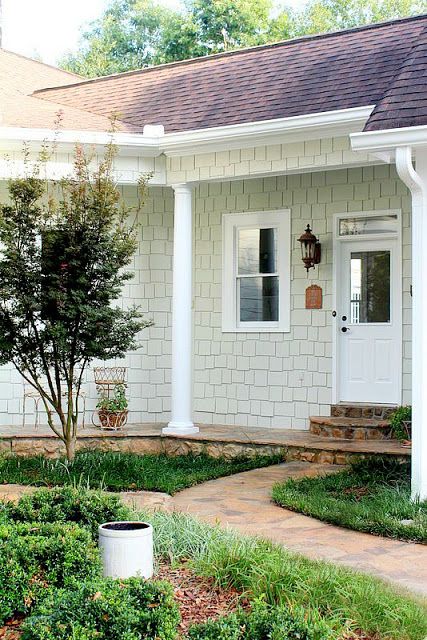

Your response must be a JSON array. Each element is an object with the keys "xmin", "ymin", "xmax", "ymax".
[
  {"xmin": 0, "ymin": 47, "xmax": 83, "ymax": 80},
  {"xmin": 34, "ymin": 12, "xmax": 427, "ymax": 95}
]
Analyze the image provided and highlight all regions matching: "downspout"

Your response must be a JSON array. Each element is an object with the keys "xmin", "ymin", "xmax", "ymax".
[{"xmin": 395, "ymin": 146, "xmax": 427, "ymax": 501}]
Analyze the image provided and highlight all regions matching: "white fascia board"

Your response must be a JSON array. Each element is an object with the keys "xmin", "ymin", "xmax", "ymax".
[
  {"xmin": 160, "ymin": 106, "xmax": 375, "ymax": 156},
  {"xmin": 351, "ymin": 125, "xmax": 427, "ymax": 162},
  {"xmin": 0, "ymin": 127, "xmax": 162, "ymax": 158},
  {"xmin": 0, "ymin": 105, "xmax": 375, "ymax": 162}
]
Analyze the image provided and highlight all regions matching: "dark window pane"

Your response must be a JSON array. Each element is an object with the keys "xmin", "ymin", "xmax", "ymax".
[
  {"xmin": 239, "ymin": 276, "xmax": 278, "ymax": 322},
  {"xmin": 238, "ymin": 228, "xmax": 276, "ymax": 274},
  {"xmin": 350, "ymin": 251, "xmax": 390, "ymax": 323}
]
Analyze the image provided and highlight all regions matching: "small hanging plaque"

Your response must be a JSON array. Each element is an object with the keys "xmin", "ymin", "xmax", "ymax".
[{"xmin": 305, "ymin": 285, "xmax": 322, "ymax": 309}]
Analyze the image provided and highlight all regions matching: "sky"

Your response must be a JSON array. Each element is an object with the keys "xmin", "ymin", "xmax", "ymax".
[{"xmin": 2, "ymin": 0, "xmax": 308, "ymax": 66}]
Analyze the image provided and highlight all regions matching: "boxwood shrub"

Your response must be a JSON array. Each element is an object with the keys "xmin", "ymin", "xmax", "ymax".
[
  {"xmin": 22, "ymin": 577, "xmax": 180, "ymax": 640},
  {"xmin": 188, "ymin": 602, "xmax": 336, "ymax": 640},
  {"xmin": 7, "ymin": 486, "xmax": 131, "ymax": 538},
  {"xmin": 0, "ymin": 521, "xmax": 100, "ymax": 624}
]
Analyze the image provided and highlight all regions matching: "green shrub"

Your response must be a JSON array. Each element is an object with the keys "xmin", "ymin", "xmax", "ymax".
[
  {"xmin": 7, "ymin": 486, "xmax": 131, "ymax": 537},
  {"xmin": 188, "ymin": 602, "xmax": 336, "ymax": 639},
  {"xmin": 0, "ymin": 521, "xmax": 100, "ymax": 624},
  {"xmin": 390, "ymin": 405, "xmax": 412, "ymax": 441},
  {"xmin": 22, "ymin": 577, "xmax": 180, "ymax": 640}
]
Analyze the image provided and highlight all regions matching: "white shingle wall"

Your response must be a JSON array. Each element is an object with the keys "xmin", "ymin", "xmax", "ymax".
[
  {"xmin": 0, "ymin": 163, "xmax": 412, "ymax": 429},
  {"xmin": 166, "ymin": 136, "xmax": 373, "ymax": 184},
  {"xmin": 192, "ymin": 165, "xmax": 412, "ymax": 429},
  {"xmin": 0, "ymin": 185, "xmax": 174, "ymax": 426}
]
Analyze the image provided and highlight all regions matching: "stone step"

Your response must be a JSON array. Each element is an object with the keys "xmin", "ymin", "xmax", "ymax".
[
  {"xmin": 330, "ymin": 404, "xmax": 396, "ymax": 419},
  {"xmin": 310, "ymin": 416, "xmax": 392, "ymax": 440}
]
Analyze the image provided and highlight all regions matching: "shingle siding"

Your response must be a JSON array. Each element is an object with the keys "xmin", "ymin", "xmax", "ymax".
[{"xmin": 0, "ymin": 161, "xmax": 412, "ymax": 429}]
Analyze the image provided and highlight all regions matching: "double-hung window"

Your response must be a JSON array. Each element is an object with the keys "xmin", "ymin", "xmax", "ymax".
[{"xmin": 222, "ymin": 210, "xmax": 290, "ymax": 332}]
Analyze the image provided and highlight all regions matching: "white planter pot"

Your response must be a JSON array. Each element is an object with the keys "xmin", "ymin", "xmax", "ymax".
[{"xmin": 99, "ymin": 521, "xmax": 153, "ymax": 579}]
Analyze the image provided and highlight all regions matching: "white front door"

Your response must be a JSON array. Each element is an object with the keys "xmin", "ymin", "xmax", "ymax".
[{"xmin": 337, "ymin": 236, "xmax": 401, "ymax": 404}]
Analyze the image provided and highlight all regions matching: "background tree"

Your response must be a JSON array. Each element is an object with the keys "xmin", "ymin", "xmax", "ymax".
[
  {"xmin": 61, "ymin": 0, "xmax": 426, "ymax": 77},
  {"xmin": 0, "ymin": 141, "xmax": 152, "ymax": 460}
]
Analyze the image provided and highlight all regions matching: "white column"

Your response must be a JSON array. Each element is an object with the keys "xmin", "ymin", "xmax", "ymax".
[
  {"xmin": 163, "ymin": 184, "xmax": 199, "ymax": 435},
  {"xmin": 396, "ymin": 147, "xmax": 427, "ymax": 500}
]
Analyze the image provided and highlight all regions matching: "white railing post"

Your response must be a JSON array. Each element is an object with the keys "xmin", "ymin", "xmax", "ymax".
[{"xmin": 162, "ymin": 184, "xmax": 198, "ymax": 435}]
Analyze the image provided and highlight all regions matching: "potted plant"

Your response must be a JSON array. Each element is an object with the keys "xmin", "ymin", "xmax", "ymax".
[
  {"xmin": 389, "ymin": 405, "xmax": 412, "ymax": 447},
  {"xmin": 96, "ymin": 384, "xmax": 129, "ymax": 430}
]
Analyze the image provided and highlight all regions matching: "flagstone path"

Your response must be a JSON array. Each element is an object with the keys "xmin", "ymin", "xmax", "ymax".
[
  {"xmin": 1, "ymin": 461, "xmax": 426, "ymax": 596},
  {"xmin": 171, "ymin": 462, "xmax": 427, "ymax": 597}
]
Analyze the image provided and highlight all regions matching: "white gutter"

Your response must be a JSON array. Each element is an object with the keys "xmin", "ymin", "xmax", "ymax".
[
  {"xmin": 0, "ymin": 126, "xmax": 162, "ymax": 157},
  {"xmin": 351, "ymin": 125, "xmax": 427, "ymax": 162},
  {"xmin": 160, "ymin": 106, "xmax": 375, "ymax": 155},
  {"xmin": 0, "ymin": 105, "xmax": 374, "ymax": 158}
]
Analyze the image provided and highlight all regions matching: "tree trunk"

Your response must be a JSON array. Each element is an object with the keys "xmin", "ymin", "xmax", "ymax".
[{"xmin": 65, "ymin": 436, "xmax": 76, "ymax": 462}]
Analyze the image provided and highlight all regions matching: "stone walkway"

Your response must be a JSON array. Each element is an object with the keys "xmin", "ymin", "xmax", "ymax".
[
  {"xmin": 1, "ymin": 462, "xmax": 426, "ymax": 596},
  {"xmin": 171, "ymin": 462, "xmax": 427, "ymax": 597}
]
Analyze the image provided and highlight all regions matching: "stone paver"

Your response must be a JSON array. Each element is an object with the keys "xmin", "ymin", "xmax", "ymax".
[{"xmin": 171, "ymin": 462, "xmax": 427, "ymax": 596}]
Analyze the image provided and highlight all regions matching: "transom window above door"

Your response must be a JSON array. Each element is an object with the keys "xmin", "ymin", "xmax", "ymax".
[{"xmin": 222, "ymin": 211, "xmax": 290, "ymax": 332}]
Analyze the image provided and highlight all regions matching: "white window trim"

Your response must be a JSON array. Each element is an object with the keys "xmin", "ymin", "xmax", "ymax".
[{"xmin": 222, "ymin": 210, "xmax": 291, "ymax": 333}]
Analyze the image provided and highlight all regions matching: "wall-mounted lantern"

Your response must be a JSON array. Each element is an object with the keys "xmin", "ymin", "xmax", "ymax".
[{"xmin": 298, "ymin": 224, "xmax": 321, "ymax": 272}]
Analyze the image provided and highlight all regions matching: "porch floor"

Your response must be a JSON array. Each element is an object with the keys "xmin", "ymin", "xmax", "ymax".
[{"xmin": 0, "ymin": 422, "xmax": 410, "ymax": 463}]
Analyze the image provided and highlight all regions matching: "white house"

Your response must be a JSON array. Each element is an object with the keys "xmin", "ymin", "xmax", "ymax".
[{"xmin": 0, "ymin": 14, "xmax": 426, "ymax": 498}]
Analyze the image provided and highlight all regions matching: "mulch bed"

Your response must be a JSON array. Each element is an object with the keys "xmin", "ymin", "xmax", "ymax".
[{"xmin": 156, "ymin": 561, "xmax": 247, "ymax": 635}]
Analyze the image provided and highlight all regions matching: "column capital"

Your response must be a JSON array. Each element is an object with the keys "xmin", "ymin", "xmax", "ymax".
[{"xmin": 171, "ymin": 183, "xmax": 193, "ymax": 195}]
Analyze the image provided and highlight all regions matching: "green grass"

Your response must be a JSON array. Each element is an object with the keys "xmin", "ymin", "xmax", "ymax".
[
  {"xmin": 272, "ymin": 457, "xmax": 427, "ymax": 543},
  {"xmin": 0, "ymin": 450, "xmax": 282, "ymax": 494},
  {"xmin": 137, "ymin": 508, "xmax": 427, "ymax": 640}
]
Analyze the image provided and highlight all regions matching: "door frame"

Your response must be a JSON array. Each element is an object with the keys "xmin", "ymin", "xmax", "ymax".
[{"xmin": 332, "ymin": 210, "xmax": 403, "ymax": 405}]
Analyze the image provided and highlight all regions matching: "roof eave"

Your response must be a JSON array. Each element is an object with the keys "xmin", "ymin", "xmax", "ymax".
[
  {"xmin": 351, "ymin": 125, "xmax": 427, "ymax": 162},
  {"xmin": 160, "ymin": 106, "xmax": 376, "ymax": 156},
  {"xmin": 0, "ymin": 126, "xmax": 162, "ymax": 157}
]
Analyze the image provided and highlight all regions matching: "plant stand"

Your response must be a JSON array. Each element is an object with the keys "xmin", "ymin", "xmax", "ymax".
[{"xmin": 92, "ymin": 366, "xmax": 128, "ymax": 431}]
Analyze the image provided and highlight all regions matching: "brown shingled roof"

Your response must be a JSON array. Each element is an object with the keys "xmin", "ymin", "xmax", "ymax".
[
  {"xmin": 364, "ymin": 24, "xmax": 427, "ymax": 130},
  {"xmin": 33, "ymin": 14, "xmax": 427, "ymax": 134},
  {"xmin": 0, "ymin": 49, "xmax": 134, "ymax": 132}
]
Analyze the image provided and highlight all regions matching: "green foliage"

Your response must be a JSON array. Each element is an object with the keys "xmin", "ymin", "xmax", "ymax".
[
  {"xmin": 6, "ymin": 486, "xmax": 131, "ymax": 538},
  {"xmin": 96, "ymin": 383, "xmax": 129, "ymax": 411},
  {"xmin": 0, "ymin": 521, "xmax": 100, "ymax": 624},
  {"xmin": 390, "ymin": 405, "xmax": 412, "ymax": 441},
  {"xmin": 61, "ymin": 0, "xmax": 426, "ymax": 77},
  {"xmin": 139, "ymin": 509, "xmax": 427, "ymax": 640},
  {"xmin": 0, "ymin": 140, "xmax": 152, "ymax": 460},
  {"xmin": 272, "ymin": 457, "xmax": 426, "ymax": 542},
  {"xmin": 188, "ymin": 601, "xmax": 335, "ymax": 639},
  {"xmin": 21, "ymin": 577, "xmax": 180, "ymax": 640},
  {"xmin": 0, "ymin": 450, "xmax": 283, "ymax": 494}
]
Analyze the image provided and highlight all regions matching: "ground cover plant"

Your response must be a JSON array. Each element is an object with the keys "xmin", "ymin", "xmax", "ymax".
[
  {"xmin": 0, "ymin": 450, "xmax": 282, "ymax": 494},
  {"xmin": 1, "ymin": 487, "xmax": 426, "ymax": 640},
  {"xmin": 272, "ymin": 457, "xmax": 427, "ymax": 543}
]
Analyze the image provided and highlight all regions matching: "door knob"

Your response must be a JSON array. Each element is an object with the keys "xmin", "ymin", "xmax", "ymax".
[{"xmin": 341, "ymin": 327, "xmax": 349, "ymax": 333}]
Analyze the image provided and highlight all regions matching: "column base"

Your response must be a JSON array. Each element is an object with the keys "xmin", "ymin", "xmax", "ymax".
[{"xmin": 162, "ymin": 422, "xmax": 199, "ymax": 435}]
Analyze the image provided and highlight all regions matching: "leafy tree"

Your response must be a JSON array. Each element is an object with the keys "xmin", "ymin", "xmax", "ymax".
[
  {"xmin": 61, "ymin": 0, "xmax": 426, "ymax": 78},
  {"xmin": 272, "ymin": 0, "xmax": 427, "ymax": 38},
  {"xmin": 0, "ymin": 140, "xmax": 152, "ymax": 460},
  {"xmin": 62, "ymin": 0, "xmax": 274, "ymax": 76}
]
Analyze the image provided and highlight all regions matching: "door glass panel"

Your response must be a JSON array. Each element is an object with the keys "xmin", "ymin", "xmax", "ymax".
[
  {"xmin": 339, "ymin": 215, "xmax": 398, "ymax": 236},
  {"xmin": 238, "ymin": 228, "xmax": 277, "ymax": 274},
  {"xmin": 350, "ymin": 251, "xmax": 390, "ymax": 323},
  {"xmin": 239, "ymin": 276, "xmax": 278, "ymax": 322}
]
